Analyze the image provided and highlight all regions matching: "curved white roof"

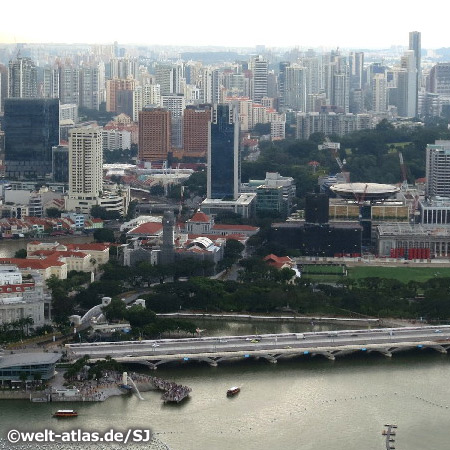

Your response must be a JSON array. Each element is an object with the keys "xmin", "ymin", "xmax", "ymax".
[
  {"xmin": 187, "ymin": 237, "xmax": 214, "ymax": 249},
  {"xmin": 330, "ymin": 183, "xmax": 399, "ymax": 200}
]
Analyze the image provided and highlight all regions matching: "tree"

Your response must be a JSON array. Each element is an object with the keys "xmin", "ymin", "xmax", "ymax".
[
  {"xmin": 46, "ymin": 207, "xmax": 61, "ymax": 218},
  {"xmin": 14, "ymin": 249, "xmax": 27, "ymax": 258},
  {"xmin": 93, "ymin": 228, "xmax": 115, "ymax": 243}
]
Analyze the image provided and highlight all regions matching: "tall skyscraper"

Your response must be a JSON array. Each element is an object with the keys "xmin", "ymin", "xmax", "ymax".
[
  {"xmin": 0, "ymin": 64, "xmax": 8, "ymax": 112},
  {"xmin": 106, "ymin": 78, "xmax": 136, "ymax": 112},
  {"xmin": 138, "ymin": 108, "xmax": 171, "ymax": 162},
  {"xmin": 59, "ymin": 63, "xmax": 80, "ymax": 105},
  {"xmin": 349, "ymin": 52, "xmax": 364, "ymax": 90},
  {"xmin": 68, "ymin": 127, "xmax": 103, "ymax": 201},
  {"xmin": 43, "ymin": 65, "xmax": 60, "ymax": 99},
  {"xmin": 161, "ymin": 94, "xmax": 185, "ymax": 149},
  {"xmin": 4, "ymin": 98, "xmax": 59, "ymax": 179},
  {"xmin": 252, "ymin": 56, "xmax": 268, "ymax": 104},
  {"xmin": 79, "ymin": 63, "xmax": 103, "ymax": 110},
  {"xmin": 183, "ymin": 105, "xmax": 211, "ymax": 159},
  {"xmin": 372, "ymin": 74, "xmax": 387, "ymax": 113},
  {"xmin": 207, "ymin": 104, "xmax": 239, "ymax": 200},
  {"xmin": 409, "ymin": 31, "xmax": 421, "ymax": 116},
  {"xmin": 426, "ymin": 140, "xmax": 450, "ymax": 197},
  {"xmin": 8, "ymin": 57, "xmax": 38, "ymax": 98},
  {"xmin": 284, "ymin": 65, "xmax": 306, "ymax": 111},
  {"xmin": 400, "ymin": 50, "xmax": 417, "ymax": 117}
]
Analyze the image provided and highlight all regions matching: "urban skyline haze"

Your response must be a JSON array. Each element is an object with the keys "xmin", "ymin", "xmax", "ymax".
[{"xmin": 1, "ymin": 0, "xmax": 450, "ymax": 49}]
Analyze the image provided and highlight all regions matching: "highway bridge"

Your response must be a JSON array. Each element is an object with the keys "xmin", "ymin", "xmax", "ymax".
[{"xmin": 66, "ymin": 325, "xmax": 450, "ymax": 370}]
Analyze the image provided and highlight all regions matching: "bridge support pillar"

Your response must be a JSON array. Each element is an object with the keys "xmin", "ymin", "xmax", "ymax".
[{"xmin": 428, "ymin": 345, "xmax": 447, "ymax": 354}]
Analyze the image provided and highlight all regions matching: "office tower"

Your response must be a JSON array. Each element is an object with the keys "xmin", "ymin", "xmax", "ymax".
[
  {"xmin": 79, "ymin": 63, "xmax": 104, "ymax": 110},
  {"xmin": 349, "ymin": 52, "xmax": 364, "ymax": 90},
  {"xmin": 59, "ymin": 63, "xmax": 80, "ymax": 105},
  {"xmin": 183, "ymin": 105, "xmax": 211, "ymax": 159},
  {"xmin": 284, "ymin": 65, "xmax": 306, "ymax": 111},
  {"xmin": 138, "ymin": 108, "xmax": 171, "ymax": 162},
  {"xmin": 68, "ymin": 127, "xmax": 103, "ymax": 199},
  {"xmin": 426, "ymin": 140, "xmax": 450, "ymax": 197},
  {"xmin": 429, "ymin": 63, "xmax": 450, "ymax": 98},
  {"xmin": 162, "ymin": 94, "xmax": 185, "ymax": 149},
  {"xmin": 43, "ymin": 65, "xmax": 60, "ymax": 99},
  {"xmin": 8, "ymin": 57, "xmax": 38, "ymax": 98},
  {"xmin": 207, "ymin": 104, "xmax": 239, "ymax": 200},
  {"xmin": 0, "ymin": 64, "xmax": 8, "ymax": 112},
  {"xmin": 372, "ymin": 74, "xmax": 387, "ymax": 113},
  {"xmin": 252, "ymin": 56, "xmax": 268, "ymax": 103},
  {"xmin": 4, "ymin": 98, "xmax": 59, "ymax": 179},
  {"xmin": 400, "ymin": 51, "xmax": 417, "ymax": 117},
  {"xmin": 200, "ymin": 68, "xmax": 221, "ymax": 104},
  {"xmin": 409, "ymin": 31, "xmax": 421, "ymax": 117},
  {"xmin": 52, "ymin": 145, "xmax": 69, "ymax": 183},
  {"xmin": 106, "ymin": 78, "xmax": 136, "ymax": 112}
]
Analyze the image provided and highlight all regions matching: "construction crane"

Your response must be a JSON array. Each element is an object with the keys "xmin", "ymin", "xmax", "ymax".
[
  {"xmin": 319, "ymin": 137, "xmax": 349, "ymax": 182},
  {"xmin": 398, "ymin": 151, "xmax": 408, "ymax": 190}
]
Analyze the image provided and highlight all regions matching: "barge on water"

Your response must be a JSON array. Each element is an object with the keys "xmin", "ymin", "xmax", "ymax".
[{"xmin": 53, "ymin": 410, "xmax": 78, "ymax": 418}]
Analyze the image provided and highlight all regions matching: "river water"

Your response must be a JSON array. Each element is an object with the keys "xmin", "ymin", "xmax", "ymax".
[
  {"xmin": 1, "ymin": 239, "xmax": 449, "ymax": 449},
  {"xmin": 1, "ymin": 343, "xmax": 449, "ymax": 449}
]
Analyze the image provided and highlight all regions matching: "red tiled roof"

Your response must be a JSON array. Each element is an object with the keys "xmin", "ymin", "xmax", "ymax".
[
  {"xmin": 128, "ymin": 222, "xmax": 163, "ymax": 236},
  {"xmin": 0, "ymin": 258, "xmax": 65, "ymax": 269},
  {"xmin": 212, "ymin": 224, "xmax": 258, "ymax": 231},
  {"xmin": 66, "ymin": 243, "xmax": 110, "ymax": 251},
  {"xmin": 263, "ymin": 254, "xmax": 293, "ymax": 269},
  {"xmin": 189, "ymin": 212, "xmax": 211, "ymax": 223}
]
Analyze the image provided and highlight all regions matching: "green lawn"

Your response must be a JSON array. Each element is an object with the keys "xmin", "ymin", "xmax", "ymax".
[
  {"xmin": 347, "ymin": 266, "xmax": 450, "ymax": 283},
  {"xmin": 301, "ymin": 264, "xmax": 345, "ymax": 275}
]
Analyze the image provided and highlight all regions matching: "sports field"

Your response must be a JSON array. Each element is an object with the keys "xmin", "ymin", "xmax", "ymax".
[{"xmin": 347, "ymin": 266, "xmax": 450, "ymax": 283}]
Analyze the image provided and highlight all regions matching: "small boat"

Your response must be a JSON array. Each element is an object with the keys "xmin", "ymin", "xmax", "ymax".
[
  {"xmin": 53, "ymin": 410, "xmax": 78, "ymax": 418},
  {"xmin": 227, "ymin": 386, "xmax": 240, "ymax": 396}
]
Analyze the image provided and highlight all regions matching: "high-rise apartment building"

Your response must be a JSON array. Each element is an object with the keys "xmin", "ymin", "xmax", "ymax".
[
  {"xmin": 79, "ymin": 63, "xmax": 104, "ymax": 110},
  {"xmin": 0, "ymin": 64, "xmax": 7, "ymax": 112},
  {"xmin": 183, "ymin": 105, "xmax": 211, "ymax": 159},
  {"xmin": 138, "ymin": 108, "xmax": 171, "ymax": 162},
  {"xmin": 106, "ymin": 78, "xmax": 136, "ymax": 112},
  {"xmin": 207, "ymin": 104, "xmax": 239, "ymax": 200},
  {"xmin": 109, "ymin": 57, "xmax": 138, "ymax": 80},
  {"xmin": 66, "ymin": 127, "xmax": 103, "ymax": 213},
  {"xmin": 162, "ymin": 94, "xmax": 185, "ymax": 149},
  {"xmin": 349, "ymin": 52, "xmax": 364, "ymax": 90},
  {"xmin": 429, "ymin": 63, "xmax": 450, "ymax": 99},
  {"xmin": 284, "ymin": 65, "xmax": 306, "ymax": 111},
  {"xmin": 59, "ymin": 63, "xmax": 80, "ymax": 105},
  {"xmin": 43, "ymin": 65, "xmax": 60, "ymax": 99},
  {"xmin": 426, "ymin": 140, "xmax": 450, "ymax": 197},
  {"xmin": 372, "ymin": 73, "xmax": 387, "ymax": 113},
  {"xmin": 251, "ymin": 56, "xmax": 268, "ymax": 104},
  {"xmin": 4, "ymin": 98, "xmax": 59, "ymax": 179},
  {"xmin": 8, "ymin": 57, "xmax": 38, "ymax": 98}
]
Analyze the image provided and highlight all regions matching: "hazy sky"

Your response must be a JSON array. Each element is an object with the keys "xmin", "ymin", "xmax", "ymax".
[{"xmin": 1, "ymin": 0, "xmax": 449, "ymax": 49}]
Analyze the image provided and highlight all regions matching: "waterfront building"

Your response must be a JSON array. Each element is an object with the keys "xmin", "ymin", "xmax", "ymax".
[
  {"xmin": 0, "ymin": 353, "xmax": 60, "ymax": 383},
  {"xmin": 0, "ymin": 265, "xmax": 51, "ymax": 327},
  {"xmin": 4, "ymin": 98, "xmax": 60, "ymax": 179}
]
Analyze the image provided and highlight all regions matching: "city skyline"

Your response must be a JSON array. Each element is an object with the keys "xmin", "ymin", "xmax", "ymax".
[{"xmin": 1, "ymin": 1, "xmax": 449, "ymax": 50}]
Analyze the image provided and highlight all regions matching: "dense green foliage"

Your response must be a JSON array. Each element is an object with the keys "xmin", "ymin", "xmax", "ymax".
[{"xmin": 241, "ymin": 122, "xmax": 450, "ymax": 204}]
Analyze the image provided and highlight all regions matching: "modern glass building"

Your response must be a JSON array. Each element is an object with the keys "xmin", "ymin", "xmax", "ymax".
[
  {"xmin": 0, "ymin": 353, "xmax": 61, "ymax": 383},
  {"xmin": 207, "ymin": 104, "xmax": 239, "ymax": 200},
  {"xmin": 4, "ymin": 98, "xmax": 60, "ymax": 179},
  {"xmin": 52, "ymin": 145, "xmax": 69, "ymax": 183}
]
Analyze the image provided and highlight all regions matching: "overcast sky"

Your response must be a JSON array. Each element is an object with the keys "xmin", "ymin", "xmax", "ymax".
[{"xmin": 1, "ymin": 0, "xmax": 449, "ymax": 49}]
